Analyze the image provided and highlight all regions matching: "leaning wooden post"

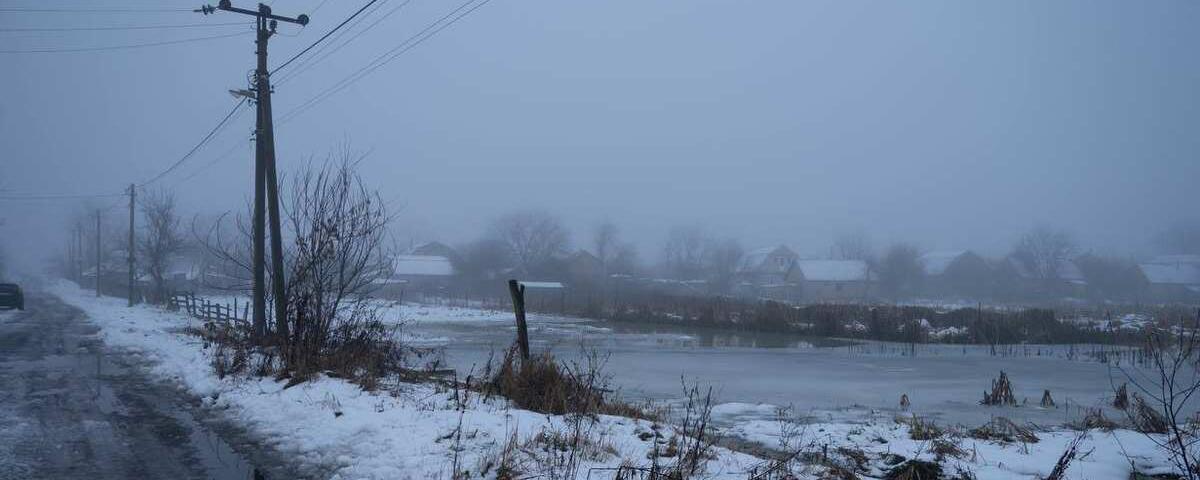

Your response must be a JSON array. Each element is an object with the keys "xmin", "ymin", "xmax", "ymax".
[{"xmin": 507, "ymin": 279, "xmax": 530, "ymax": 361}]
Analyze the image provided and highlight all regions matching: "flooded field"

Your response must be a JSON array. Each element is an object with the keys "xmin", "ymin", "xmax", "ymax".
[{"xmin": 402, "ymin": 305, "xmax": 1164, "ymax": 428}]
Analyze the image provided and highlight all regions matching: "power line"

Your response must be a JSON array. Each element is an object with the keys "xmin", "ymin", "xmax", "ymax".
[
  {"xmin": 274, "ymin": 0, "xmax": 412, "ymax": 86},
  {"xmin": 172, "ymin": 137, "xmax": 250, "ymax": 186},
  {"xmin": 138, "ymin": 98, "xmax": 249, "ymax": 188},
  {"xmin": 272, "ymin": 0, "xmax": 391, "ymax": 86},
  {"xmin": 0, "ymin": 30, "xmax": 251, "ymax": 54},
  {"xmin": 0, "ymin": 7, "xmax": 194, "ymax": 13},
  {"xmin": 270, "ymin": 0, "xmax": 381, "ymax": 76},
  {"xmin": 0, "ymin": 192, "xmax": 124, "ymax": 201},
  {"xmin": 279, "ymin": 0, "xmax": 491, "ymax": 124},
  {"xmin": 309, "ymin": 0, "xmax": 333, "ymax": 15},
  {"xmin": 0, "ymin": 22, "xmax": 252, "ymax": 33}
]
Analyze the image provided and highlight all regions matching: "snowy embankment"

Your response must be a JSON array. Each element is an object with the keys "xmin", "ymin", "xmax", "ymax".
[
  {"xmin": 50, "ymin": 282, "xmax": 762, "ymax": 479},
  {"xmin": 396, "ymin": 301, "xmax": 1180, "ymax": 478},
  {"xmin": 721, "ymin": 405, "xmax": 1177, "ymax": 480}
]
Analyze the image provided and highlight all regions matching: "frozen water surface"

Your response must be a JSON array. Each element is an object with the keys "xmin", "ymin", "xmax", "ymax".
[{"xmin": 402, "ymin": 304, "xmax": 1172, "ymax": 428}]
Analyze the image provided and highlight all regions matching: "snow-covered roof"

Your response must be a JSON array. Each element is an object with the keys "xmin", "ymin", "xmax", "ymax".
[
  {"xmin": 1139, "ymin": 262, "xmax": 1200, "ymax": 286},
  {"xmin": 392, "ymin": 255, "xmax": 454, "ymax": 277},
  {"xmin": 519, "ymin": 281, "xmax": 564, "ymax": 289},
  {"xmin": 1008, "ymin": 257, "xmax": 1085, "ymax": 282},
  {"xmin": 1149, "ymin": 254, "xmax": 1200, "ymax": 265},
  {"xmin": 918, "ymin": 250, "xmax": 968, "ymax": 276},
  {"xmin": 738, "ymin": 246, "xmax": 796, "ymax": 274},
  {"xmin": 797, "ymin": 259, "xmax": 872, "ymax": 282}
]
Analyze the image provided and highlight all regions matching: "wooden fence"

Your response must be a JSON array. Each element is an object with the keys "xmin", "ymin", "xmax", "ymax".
[{"xmin": 168, "ymin": 291, "xmax": 248, "ymax": 323}]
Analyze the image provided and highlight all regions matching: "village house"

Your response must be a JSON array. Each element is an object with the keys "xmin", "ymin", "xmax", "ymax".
[
  {"xmin": 564, "ymin": 250, "xmax": 604, "ymax": 289},
  {"xmin": 795, "ymin": 259, "xmax": 874, "ymax": 302},
  {"xmin": 407, "ymin": 241, "xmax": 462, "ymax": 265},
  {"xmin": 1138, "ymin": 255, "xmax": 1200, "ymax": 303},
  {"xmin": 379, "ymin": 253, "xmax": 456, "ymax": 297},
  {"xmin": 1005, "ymin": 256, "xmax": 1087, "ymax": 298},
  {"xmin": 918, "ymin": 250, "xmax": 992, "ymax": 299},
  {"xmin": 735, "ymin": 245, "xmax": 800, "ymax": 300}
]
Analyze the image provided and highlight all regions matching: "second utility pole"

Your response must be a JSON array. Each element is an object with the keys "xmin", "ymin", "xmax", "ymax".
[
  {"xmin": 95, "ymin": 210, "xmax": 101, "ymax": 297},
  {"xmin": 198, "ymin": 1, "xmax": 307, "ymax": 343},
  {"xmin": 127, "ymin": 184, "xmax": 136, "ymax": 307}
]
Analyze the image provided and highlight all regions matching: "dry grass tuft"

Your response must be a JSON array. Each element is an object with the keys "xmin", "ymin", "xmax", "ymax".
[{"xmin": 969, "ymin": 417, "xmax": 1039, "ymax": 444}]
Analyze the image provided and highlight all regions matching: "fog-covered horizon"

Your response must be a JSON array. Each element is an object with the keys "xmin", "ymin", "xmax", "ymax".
[{"xmin": 4, "ymin": 0, "xmax": 1199, "ymax": 273}]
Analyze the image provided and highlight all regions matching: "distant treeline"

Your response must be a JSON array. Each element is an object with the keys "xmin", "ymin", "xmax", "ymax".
[{"xmin": 596, "ymin": 292, "xmax": 1158, "ymax": 346}]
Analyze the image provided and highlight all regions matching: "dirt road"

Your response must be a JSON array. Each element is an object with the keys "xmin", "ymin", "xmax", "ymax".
[{"xmin": 0, "ymin": 293, "xmax": 297, "ymax": 479}]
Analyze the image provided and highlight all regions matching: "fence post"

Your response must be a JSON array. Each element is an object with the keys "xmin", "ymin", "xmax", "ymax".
[{"xmin": 507, "ymin": 279, "xmax": 530, "ymax": 361}]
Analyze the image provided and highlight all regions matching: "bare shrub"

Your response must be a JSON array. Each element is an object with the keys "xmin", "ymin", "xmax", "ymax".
[
  {"xmin": 1068, "ymin": 408, "xmax": 1118, "ymax": 431},
  {"xmin": 137, "ymin": 189, "xmax": 185, "ymax": 304},
  {"xmin": 661, "ymin": 379, "xmax": 717, "ymax": 478},
  {"xmin": 1044, "ymin": 432, "xmax": 1086, "ymax": 480},
  {"xmin": 281, "ymin": 154, "xmax": 395, "ymax": 381},
  {"xmin": 980, "ymin": 371, "xmax": 1017, "ymax": 406},
  {"xmin": 1114, "ymin": 315, "xmax": 1200, "ymax": 478},
  {"xmin": 931, "ymin": 438, "xmax": 965, "ymax": 461},
  {"xmin": 192, "ymin": 149, "xmax": 404, "ymax": 388},
  {"xmin": 1130, "ymin": 393, "xmax": 1170, "ymax": 435},
  {"xmin": 969, "ymin": 417, "xmax": 1039, "ymax": 444},
  {"xmin": 902, "ymin": 414, "xmax": 943, "ymax": 441},
  {"xmin": 1113, "ymin": 382, "xmax": 1129, "ymax": 410},
  {"xmin": 884, "ymin": 459, "xmax": 942, "ymax": 480},
  {"xmin": 481, "ymin": 348, "xmax": 647, "ymax": 420},
  {"xmin": 1040, "ymin": 389, "xmax": 1055, "ymax": 408},
  {"xmin": 476, "ymin": 432, "xmax": 523, "ymax": 480}
]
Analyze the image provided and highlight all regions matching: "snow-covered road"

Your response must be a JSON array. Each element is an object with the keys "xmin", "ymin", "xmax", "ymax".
[{"xmin": 0, "ymin": 293, "xmax": 297, "ymax": 479}]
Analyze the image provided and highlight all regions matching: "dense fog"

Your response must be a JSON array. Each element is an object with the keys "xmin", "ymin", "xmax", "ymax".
[{"xmin": 3, "ymin": 0, "xmax": 1199, "ymax": 279}]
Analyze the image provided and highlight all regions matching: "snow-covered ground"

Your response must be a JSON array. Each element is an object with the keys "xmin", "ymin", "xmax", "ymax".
[
  {"xmin": 724, "ymin": 407, "xmax": 1176, "ymax": 479},
  {"xmin": 49, "ymin": 283, "xmax": 764, "ymax": 479},
  {"xmin": 49, "ymin": 283, "xmax": 1181, "ymax": 479}
]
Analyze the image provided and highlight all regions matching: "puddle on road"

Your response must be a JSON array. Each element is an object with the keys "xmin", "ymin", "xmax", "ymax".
[{"xmin": 85, "ymin": 342, "xmax": 267, "ymax": 479}]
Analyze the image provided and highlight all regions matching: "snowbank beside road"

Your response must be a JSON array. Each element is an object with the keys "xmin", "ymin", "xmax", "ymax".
[
  {"xmin": 725, "ymin": 410, "xmax": 1178, "ymax": 480},
  {"xmin": 50, "ymin": 282, "xmax": 762, "ymax": 479}
]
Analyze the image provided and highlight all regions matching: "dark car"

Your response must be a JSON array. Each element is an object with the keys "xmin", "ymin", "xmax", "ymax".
[{"xmin": 0, "ymin": 283, "xmax": 24, "ymax": 310}]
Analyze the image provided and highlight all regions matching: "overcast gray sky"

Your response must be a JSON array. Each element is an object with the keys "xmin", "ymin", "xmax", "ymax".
[{"xmin": 2, "ymin": 0, "xmax": 1198, "ymax": 270}]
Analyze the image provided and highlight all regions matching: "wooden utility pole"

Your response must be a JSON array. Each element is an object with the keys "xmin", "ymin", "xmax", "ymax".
[
  {"xmin": 507, "ymin": 279, "xmax": 530, "ymax": 360},
  {"xmin": 76, "ymin": 223, "xmax": 83, "ymax": 283},
  {"xmin": 127, "ymin": 184, "xmax": 136, "ymax": 307},
  {"xmin": 197, "ymin": 0, "xmax": 308, "ymax": 342},
  {"xmin": 67, "ymin": 227, "xmax": 75, "ymax": 282},
  {"xmin": 95, "ymin": 210, "xmax": 101, "ymax": 297}
]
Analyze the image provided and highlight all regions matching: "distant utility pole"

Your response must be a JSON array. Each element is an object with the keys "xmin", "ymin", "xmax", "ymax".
[
  {"xmin": 197, "ymin": 1, "xmax": 307, "ymax": 343},
  {"xmin": 76, "ymin": 222, "xmax": 83, "ymax": 283},
  {"xmin": 95, "ymin": 210, "xmax": 101, "ymax": 297},
  {"xmin": 127, "ymin": 184, "xmax": 136, "ymax": 307}
]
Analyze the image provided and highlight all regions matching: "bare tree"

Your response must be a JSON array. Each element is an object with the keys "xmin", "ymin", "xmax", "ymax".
[
  {"xmin": 193, "ymin": 208, "xmax": 256, "ymax": 292},
  {"xmin": 1013, "ymin": 224, "xmax": 1076, "ymax": 282},
  {"xmin": 283, "ymin": 153, "xmax": 393, "ymax": 374},
  {"xmin": 593, "ymin": 220, "xmax": 639, "ymax": 276},
  {"xmin": 833, "ymin": 230, "xmax": 873, "ymax": 261},
  {"xmin": 593, "ymin": 221, "xmax": 619, "ymax": 270},
  {"xmin": 608, "ymin": 243, "xmax": 640, "ymax": 276},
  {"xmin": 490, "ymin": 210, "xmax": 569, "ymax": 276},
  {"xmin": 878, "ymin": 243, "xmax": 923, "ymax": 299},
  {"xmin": 1115, "ymin": 315, "xmax": 1200, "ymax": 479},
  {"xmin": 138, "ymin": 190, "xmax": 185, "ymax": 303},
  {"xmin": 662, "ymin": 225, "xmax": 708, "ymax": 280},
  {"xmin": 455, "ymin": 238, "xmax": 511, "ymax": 282},
  {"xmin": 192, "ymin": 149, "xmax": 397, "ymax": 381},
  {"xmin": 704, "ymin": 237, "xmax": 744, "ymax": 293}
]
